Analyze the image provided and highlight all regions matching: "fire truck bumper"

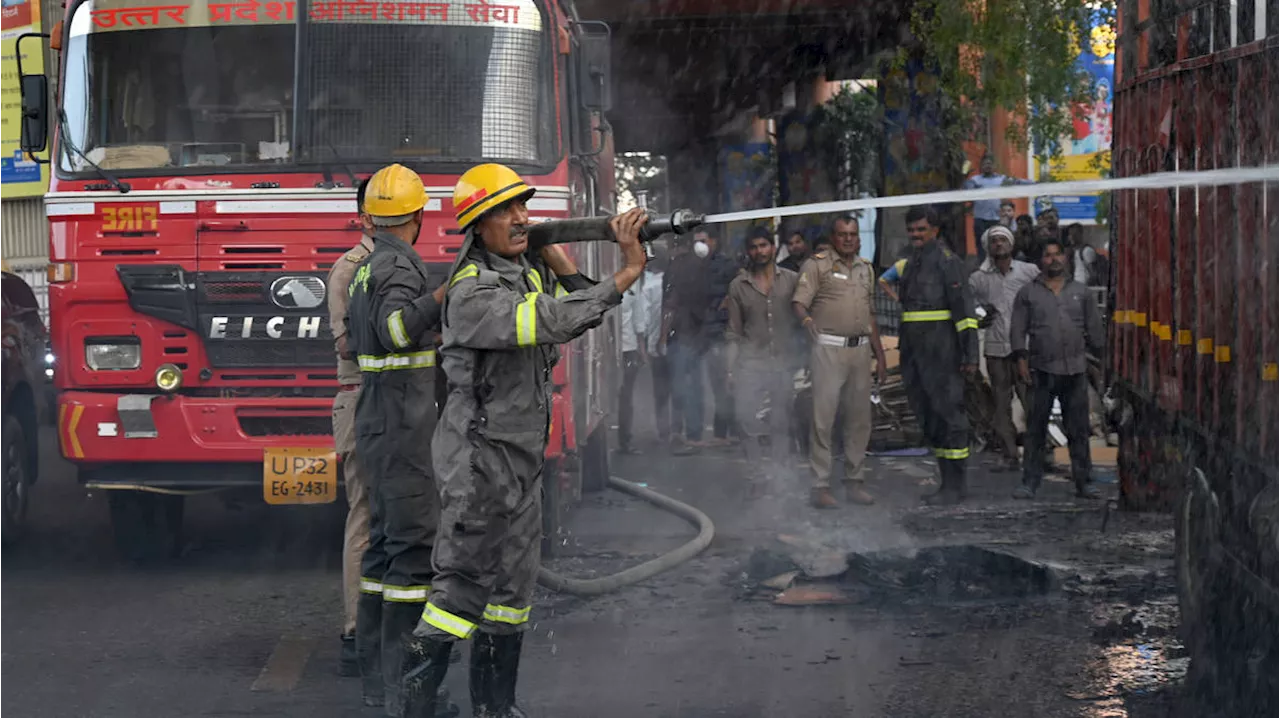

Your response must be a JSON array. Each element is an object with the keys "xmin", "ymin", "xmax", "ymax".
[{"xmin": 57, "ymin": 391, "xmax": 335, "ymax": 489}]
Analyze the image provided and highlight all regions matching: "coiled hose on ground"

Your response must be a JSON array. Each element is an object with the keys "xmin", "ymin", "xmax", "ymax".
[{"xmin": 537, "ymin": 476, "xmax": 716, "ymax": 596}]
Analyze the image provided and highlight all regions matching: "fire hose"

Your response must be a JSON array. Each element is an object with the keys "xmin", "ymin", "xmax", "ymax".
[{"xmin": 536, "ymin": 476, "xmax": 715, "ymax": 596}]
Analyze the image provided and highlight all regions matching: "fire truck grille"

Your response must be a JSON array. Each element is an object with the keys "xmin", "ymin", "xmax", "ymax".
[
  {"xmin": 238, "ymin": 416, "xmax": 332, "ymax": 437},
  {"xmin": 207, "ymin": 341, "xmax": 333, "ymax": 368},
  {"xmin": 203, "ymin": 281, "xmax": 265, "ymax": 303}
]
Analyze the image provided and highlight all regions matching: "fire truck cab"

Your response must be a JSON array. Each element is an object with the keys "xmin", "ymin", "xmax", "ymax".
[{"xmin": 18, "ymin": 0, "xmax": 619, "ymax": 560}]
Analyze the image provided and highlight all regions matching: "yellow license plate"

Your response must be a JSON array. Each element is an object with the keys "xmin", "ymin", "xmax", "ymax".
[{"xmin": 263, "ymin": 447, "xmax": 338, "ymax": 505}]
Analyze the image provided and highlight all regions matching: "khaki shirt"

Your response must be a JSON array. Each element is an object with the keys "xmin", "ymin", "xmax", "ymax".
[
  {"xmin": 792, "ymin": 251, "xmax": 876, "ymax": 338},
  {"xmin": 726, "ymin": 266, "xmax": 800, "ymax": 363},
  {"xmin": 327, "ymin": 235, "xmax": 375, "ymax": 385}
]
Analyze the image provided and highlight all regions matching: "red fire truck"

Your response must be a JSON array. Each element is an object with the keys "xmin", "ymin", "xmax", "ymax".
[
  {"xmin": 17, "ymin": 0, "xmax": 620, "ymax": 560},
  {"xmin": 1109, "ymin": 1, "xmax": 1276, "ymax": 713}
]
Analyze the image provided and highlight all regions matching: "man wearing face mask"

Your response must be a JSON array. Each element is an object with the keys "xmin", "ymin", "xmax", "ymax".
[
  {"xmin": 969, "ymin": 225, "xmax": 1039, "ymax": 471},
  {"xmin": 403, "ymin": 163, "xmax": 648, "ymax": 718},
  {"xmin": 1009, "ymin": 237, "xmax": 1105, "ymax": 500},
  {"xmin": 343, "ymin": 164, "xmax": 452, "ymax": 715}
]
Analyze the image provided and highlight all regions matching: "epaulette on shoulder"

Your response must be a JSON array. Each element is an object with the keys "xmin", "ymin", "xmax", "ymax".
[
  {"xmin": 813, "ymin": 251, "xmax": 828, "ymax": 260},
  {"xmin": 343, "ymin": 247, "xmax": 368, "ymax": 263},
  {"xmin": 476, "ymin": 268, "xmax": 501, "ymax": 287}
]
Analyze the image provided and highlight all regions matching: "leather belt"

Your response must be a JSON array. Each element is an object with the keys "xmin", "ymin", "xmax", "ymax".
[{"xmin": 816, "ymin": 332, "xmax": 868, "ymax": 348}]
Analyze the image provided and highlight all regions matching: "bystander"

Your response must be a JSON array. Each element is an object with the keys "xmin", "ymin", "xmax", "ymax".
[
  {"xmin": 699, "ymin": 228, "xmax": 741, "ymax": 446},
  {"xmin": 1010, "ymin": 237, "xmax": 1105, "ymax": 500},
  {"xmin": 663, "ymin": 236, "xmax": 710, "ymax": 453},
  {"xmin": 779, "ymin": 231, "xmax": 811, "ymax": 272}
]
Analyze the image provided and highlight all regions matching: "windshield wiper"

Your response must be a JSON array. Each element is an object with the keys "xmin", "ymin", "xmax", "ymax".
[
  {"xmin": 57, "ymin": 109, "xmax": 130, "ymax": 193},
  {"xmin": 317, "ymin": 139, "xmax": 358, "ymax": 189}
]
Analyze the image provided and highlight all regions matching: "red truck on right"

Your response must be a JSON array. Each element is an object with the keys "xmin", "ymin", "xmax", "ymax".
[{"xmin": 1108, "ymin": 2, "xmax": 1276, "ymax": 715}]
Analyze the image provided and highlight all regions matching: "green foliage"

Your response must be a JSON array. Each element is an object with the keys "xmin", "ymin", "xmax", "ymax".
[
  {"xmin": 905, "ymin": 0, "xmax": 1115, "ymax": 165},
  {"xmin": 808, "ymin": 85, "xmax": 883, "ymax": 199}
]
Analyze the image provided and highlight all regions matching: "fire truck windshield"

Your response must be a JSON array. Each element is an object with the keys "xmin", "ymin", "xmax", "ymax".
[{"xmin": 58, "ymin": 0, "xmax": 553, "ymax": 176}]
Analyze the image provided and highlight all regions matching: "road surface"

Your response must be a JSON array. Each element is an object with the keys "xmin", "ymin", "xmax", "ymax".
[{"xmin": 3, "ymin": 426, "xmax": 1184, "ymax": 717}]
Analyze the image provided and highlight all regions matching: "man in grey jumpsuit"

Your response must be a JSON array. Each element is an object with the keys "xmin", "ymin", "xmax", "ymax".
[
  {"xmin": 345, "ymin": 164, "xmax": 449, "ymax": 714},
  {"xmin": 401, "ymin": 163, "xmax": 650, "ymax": 718}
]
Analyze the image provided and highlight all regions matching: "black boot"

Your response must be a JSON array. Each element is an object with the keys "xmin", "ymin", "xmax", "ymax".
[
  {"xmin": 356, "ymin": 593, "xmax": 384, "ymax": 707},
  {"xmin": 470, "ymin": 632, "xmax": 527, "ymax": 718},
  {"xmin": 922, "ymin": 459, "xmax": 966, "ymax": 506},
  {"xmin": 402, "ymin": 632, "xmax": 455, "ymax": 718},
  {"xmin": 339, "ymin": 632, "xmax": 359, "ymax": 677},
  {"xmin": 383, "ymin": 602, "xmax": 431, "ymax": 717}
]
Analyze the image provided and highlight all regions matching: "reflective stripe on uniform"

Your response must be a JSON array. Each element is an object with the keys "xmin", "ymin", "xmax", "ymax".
[
  {"xmin": 383, "ymin": 584, "xmax": 431, "ymax": 602},
  {"xmin": 451, "ymin": 264, "xmax": 479, "ymax": 285},
  {"xmin": 482, "ymin": 603, "xmax": 531, "ymax": 625},
  {"xmin": 360, "ymin": 578, "xmax": 384, "ymax": 595},
  {"xmin": 516, "ymin": 292, "xmax": 538, "ymax": 347},
  {"xmin": 526, "ymin": 269, "xmax": 544, "ymax": 294},
  {"xmin": 388, "ymin": 309, "xmax": 411, "ymax": 349},
  {"xmin": 358, "ymin": 350, "xmax": 437, "ymax": 371},
  {"xmin": 954, "ymin": 317, "xmax": 979, "ymax": 332},
  {"xmin": 901, "ymin": 310, "xmax": 953, "ymax": 322},
  {"xmin": 934, "ymin": 447, "xmax": 971, "ymax": 460},
  {"xmin": 554, "ymin": 284, "xmax": 568, "ymax": 298},
  {"xmin": 421, "ymin": 603, "xmax": 477, "ymax": 639}
]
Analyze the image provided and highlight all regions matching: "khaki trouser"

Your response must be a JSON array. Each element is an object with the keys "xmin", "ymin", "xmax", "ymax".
[
  {"xmin": 333, "ymin": 387, "xmax": 369, "ymax": 636},
  {"xmin": 809, "ymin": 342, "xmax": 872, "ymax": 488}
]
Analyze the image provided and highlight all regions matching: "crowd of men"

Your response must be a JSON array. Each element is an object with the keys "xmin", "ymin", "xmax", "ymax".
[{"xmin": 615, "ymin": 194, "xmax": 1108, "ymax": 510}]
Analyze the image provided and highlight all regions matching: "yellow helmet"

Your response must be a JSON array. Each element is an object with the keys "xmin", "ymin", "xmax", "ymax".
[
  {"xmin": 364, "ymin": 164, "xmax": 429, "ymax": 221},
  {"xmin": 453, "ymin": 163, "xmax": 536, "ymax": 230}
]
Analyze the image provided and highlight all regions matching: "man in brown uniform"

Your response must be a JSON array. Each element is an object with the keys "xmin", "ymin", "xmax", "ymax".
[
  {"xmin": 328, "ymin": 178, "xmax": 375, "ymax": 674},
  {"xmin": 792, "ymin": 215, "xmax": 888, "ymax": 508}
]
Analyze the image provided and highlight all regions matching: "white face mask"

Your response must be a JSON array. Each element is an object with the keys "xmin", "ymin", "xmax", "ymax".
[{"xmin": 693, "ymin": 240, "xmax": 710, "ymax": 258}]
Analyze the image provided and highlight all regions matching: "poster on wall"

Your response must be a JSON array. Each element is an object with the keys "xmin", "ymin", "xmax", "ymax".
[
  {"xmin": 1, "ymin": 0, "xmax": 49, "ymax": 197},
  {"xmin": 718, "ymin": 141, "xmax": 771, "ymax": 254},
  {"xmin": 1033, "ymin": 18, "xmax": 1115, "ymax": 223}
]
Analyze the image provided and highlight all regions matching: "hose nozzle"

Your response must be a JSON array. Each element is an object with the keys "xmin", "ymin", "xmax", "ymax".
[{"xmin": 639, "ymin": 208, "xmax": 706, "ymax": 241}]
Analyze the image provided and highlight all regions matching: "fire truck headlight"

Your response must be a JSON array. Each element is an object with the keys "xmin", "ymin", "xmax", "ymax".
[
  {"xmin": 85, "ymin": 339, "xmax": 142, "ymax": 371},
  {"xmin": 154, "ymin": 364, "xmax": 183, "ymax": 392}
]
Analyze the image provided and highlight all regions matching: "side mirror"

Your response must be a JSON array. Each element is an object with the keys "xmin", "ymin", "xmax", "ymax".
[
  {"xmin": 575, "ymin": 22, "xmax": 611, "ymax": 112},
  {"xmin": 19, "ymin": 74, "xmax": 49, "ymax": 156}
]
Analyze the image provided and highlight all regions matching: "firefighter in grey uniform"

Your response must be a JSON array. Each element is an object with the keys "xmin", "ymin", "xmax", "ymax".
[
  {"xmin": 345, "ymin": 164, "xmax": 451, "ymax": 715},
  {"xmin": 897, "ymin": 206, "xmax": 980, "ymax": 505},
  {"xmin": 401, "ymin": 163, "xmax": 650, "ymax": 718}
]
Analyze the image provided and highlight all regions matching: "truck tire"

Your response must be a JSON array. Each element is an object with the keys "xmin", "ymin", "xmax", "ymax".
[
  {"xmin": 108, "ymin": 491, "xmax": 184, "ymax": 563},
  {"xmin": 2, "ymin": 414, "xmax": 32, "ymax": 545}
]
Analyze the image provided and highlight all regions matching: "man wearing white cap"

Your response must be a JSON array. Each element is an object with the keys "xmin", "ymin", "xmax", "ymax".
[{"xmin": 969, "ymin": 225, "xmax": 1039, "ymax": 471}]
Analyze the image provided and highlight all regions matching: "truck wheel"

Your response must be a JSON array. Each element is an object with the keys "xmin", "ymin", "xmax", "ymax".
[
  {"xmin": 2, "ymin": 414, "xmax": 31, "ymax": 545},
  {"xmin": 108, "ymin": 491, "xmax": 185, "ymax": 563}
]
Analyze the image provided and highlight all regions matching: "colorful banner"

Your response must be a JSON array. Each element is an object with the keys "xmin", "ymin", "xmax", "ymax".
[
  {"xmin": 880, "ymin": 59, "xmax": 949, "ymax": 197},
  {"xmin": 72, "ymin": 0, "xmax": 537, "ymax": 33},
  {"xmin": 718, "ymin": 141, "xmax": 771, "ymax": 253},
  {"xmin": 1033, "ymin": 19, "xmax": 1115, "ymax": 223},
  {"xmin": 1, "ymin": 0, "xmax": 49, "ymax": 197}
]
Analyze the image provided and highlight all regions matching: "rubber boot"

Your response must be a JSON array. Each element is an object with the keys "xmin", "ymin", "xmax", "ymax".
[
  {"xmin": 922, "ymin": 459, "xmax": 965, "ymax": 505},
  {"xmin": 339, "ymin": 632, "xmax": 359, "ymax": 677},
  {"xmin": 383, "ymin": 602, "xmax": 428, "ymax": 717},
  {"xmin": 470, "ymin": 632, "xmax": 527, "ymax": 718},
  {"xmin": 356, "ymin": 592, "xmax": 385, "ymax": 707},
  {"xmin": 402, "ymin": 632, "xmax": 455, "ymax": 718}
]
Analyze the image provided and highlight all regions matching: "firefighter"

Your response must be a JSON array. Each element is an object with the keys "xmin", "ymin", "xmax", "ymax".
[
  {"xmin": 401, "ymin": 163, "xmax": 649, "ymax": 718},
  {"xmin": 345, "ymin": 164, "xmax": 451, "ymax": 715},
  {"xmin": 328, "ymin": 176, "xmax": 374, "ymax": 677},
  {"xmin": 897, "ymin": 205, "xmax": 980, "ymax": 505}
]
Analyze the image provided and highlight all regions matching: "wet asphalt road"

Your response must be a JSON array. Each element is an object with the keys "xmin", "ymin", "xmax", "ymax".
[{"xmin": 2, "ymin": 425, "xmax": 1183, "ymax": 717}]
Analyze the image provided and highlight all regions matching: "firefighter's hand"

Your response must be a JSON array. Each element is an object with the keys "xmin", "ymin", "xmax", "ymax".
[
  {"xmin": 612, "ymin": 208, "xmax": 649, "ymax": 270},
  {"xmin": 432, "ymin": 282, "xmax": 447, "ymax": 304},
  {"xmin": 1017, "ymin": 358, "xmax": 1031, "ymax": 384}
]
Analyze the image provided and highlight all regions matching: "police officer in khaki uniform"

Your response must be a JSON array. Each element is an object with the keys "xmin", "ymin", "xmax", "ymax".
[
  {"xmin": 792, "ymin": 215, "xmax": 888, "ymax": 509},
  {"xmin": 328, "ymin": 177, "xmax": 375, "ymax": 676}
]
